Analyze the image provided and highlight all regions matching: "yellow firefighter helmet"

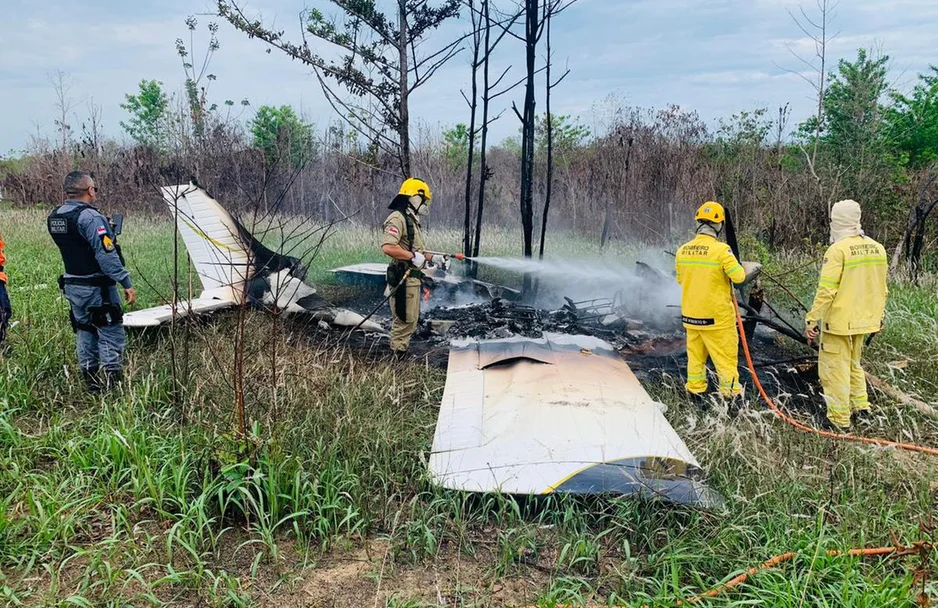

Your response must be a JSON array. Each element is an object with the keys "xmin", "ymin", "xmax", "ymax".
[
  {"xmin": 399, "ymin": 178, "xmax": 432, "ymax": 201},
  {"xmin": 695, "ymin": 201, "xmax": 725, "ymax": 223}
]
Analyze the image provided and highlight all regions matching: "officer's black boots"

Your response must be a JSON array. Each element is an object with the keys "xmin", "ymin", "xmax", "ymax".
[
  {"xmin": 80, "ymin": 367, "xmax": 122, "ymax": 392},
  {"xmin": 103, "ymin": 369, "xmax": 123, "ymax": 391},
  {"xmin": 81, "ymin": 367, "xmax": 102, "ymax": 393},
  {"xmin": 852, "ymin": 408, "xmax": 874, "ymax": 427}
]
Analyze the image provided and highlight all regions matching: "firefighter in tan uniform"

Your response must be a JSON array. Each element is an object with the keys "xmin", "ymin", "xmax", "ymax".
[
  {"xmin": 676, "ymin": 202, "xmax": 761, "ymax": 400},
  {"xmin": 381, "ymin": 178, "xmax": 434, "ymax": 355},
  {"xmin": 805, "ymin": 199, "xmax": 888, "ymax": 429}
]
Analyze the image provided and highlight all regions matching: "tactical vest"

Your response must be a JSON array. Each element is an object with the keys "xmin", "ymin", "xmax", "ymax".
[
  {"xmin": 48, "ymin": 204, "xmax": 102, "ymax": 276},
  {"xmin": 386, "ymin": 211, "xmax": 419, "ymax": 323}
]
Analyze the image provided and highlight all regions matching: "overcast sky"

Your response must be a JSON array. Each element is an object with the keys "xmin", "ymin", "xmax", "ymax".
[{"xmin": 3, "ymin": 0, "xmax": 937, "ymax": 156}]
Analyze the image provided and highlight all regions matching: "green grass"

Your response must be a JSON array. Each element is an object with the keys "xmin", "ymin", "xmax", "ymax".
[{"xmin": 1, "ymin": 210, "xmax": 937, "ymax": 606}]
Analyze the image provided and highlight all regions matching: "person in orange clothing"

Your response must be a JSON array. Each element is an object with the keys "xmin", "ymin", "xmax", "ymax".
[{"xmin": 0, "ymin": 231, "xmax": 11, "ymax": 350}]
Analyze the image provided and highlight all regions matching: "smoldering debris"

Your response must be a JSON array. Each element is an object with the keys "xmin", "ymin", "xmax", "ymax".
[
  {"xmin": 317, "ymin": 260, "xmax": 824, "ymax": 417},
  {"xmin": 421, "ymin": 297, "xmax": 683, "ymax": 353},
  {"xmin": 468, "ymin": 255, "xmax": 682, "ymax": 315}
]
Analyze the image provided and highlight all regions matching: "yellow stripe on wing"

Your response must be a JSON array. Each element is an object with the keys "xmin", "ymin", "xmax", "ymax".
[{"xmin": 180, "ymin": 217, "xmax": 241, "ymax": 253}]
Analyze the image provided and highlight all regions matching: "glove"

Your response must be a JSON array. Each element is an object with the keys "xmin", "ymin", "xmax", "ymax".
[
  {"xmin": 411, "ymin": 251, "xmax": 426, "ymax": 267},
  {"xmin": 740, "ymin": 261, "xmax": 763, "ymax": 286}
]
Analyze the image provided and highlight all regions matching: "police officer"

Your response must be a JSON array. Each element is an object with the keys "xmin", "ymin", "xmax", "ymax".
[
  {"xmin": 48, "ymin": 172, "xmax": 136, "ymax": 391},
  {"xmin": 805, "ymin": 199, "xmax": 888, "ymax": 430},
  {"xmin": 0, "ymin": 229, "xmax": 11, "ymax": 352},
  {"xmin": 381, "ymin": 178, "xmax": 433, "ymax": 356},
  {"xmin": 675, "ymin": 202, "xmax": 761, "ymax": 402}
]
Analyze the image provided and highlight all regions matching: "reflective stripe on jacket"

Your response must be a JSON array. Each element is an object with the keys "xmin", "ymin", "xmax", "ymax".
[
  {"xmin": 675, "ymin": 234, "xmax": 746, "ymax": 330},
  {"xmin": 806, "ymin": 235, "xmax": 888, "ymax": 335}
]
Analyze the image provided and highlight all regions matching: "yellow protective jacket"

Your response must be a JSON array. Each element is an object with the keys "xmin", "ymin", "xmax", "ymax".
[
  {"xmin": 675, "ymin": 234, "xmax": 746, "ymax": 330},
  {"xmin": 806, "ymin": 235, "xmax": 888, "ymax": 335},
  {"xmin": 0, "ymin": 235, "xmax": 6, "ymax": 283}
]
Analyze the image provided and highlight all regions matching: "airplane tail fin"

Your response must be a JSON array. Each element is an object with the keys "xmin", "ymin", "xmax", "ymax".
[
  {"xmin": 160, "ymin": 185, "xmax": 253, "ymax": 300},
  {"xmin": 125, "ymin": 184, "xmax": 385, "ymax": 333}
]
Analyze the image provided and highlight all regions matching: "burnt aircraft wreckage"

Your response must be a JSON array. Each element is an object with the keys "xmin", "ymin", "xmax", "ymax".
[
  {"xmin": 330, "ymin": 262, "xmax": 521, "ymax": 302},
  {"xmin": 123, "ymin": 184, "xmax": 384, "ymax": 332},
  {"xmin": 126, "ymin": 184, "xmax": 729, "ymax": 507},
  {"xmin": 360, "ymin": 264, "xmax": 727, "ymax": 507},
  {"xmin": 429, "ymin": 332, "xmax": 725, "ymax": 508}
]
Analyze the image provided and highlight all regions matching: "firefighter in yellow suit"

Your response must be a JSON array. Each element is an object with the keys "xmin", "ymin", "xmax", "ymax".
[
  {"xmin": 381, "ymin": 178, "xmax": 433, "ymax": 356},
  {"xmin": 805, "ymin": 199, "xmax": 888, "ymax": 429},
  {"xmin": 676, "ymin": 202, "xmax": 761, "ymax": 400}
]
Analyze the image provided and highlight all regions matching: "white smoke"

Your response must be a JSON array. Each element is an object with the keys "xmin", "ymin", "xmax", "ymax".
[{"xmin": 468, "ymin": 253, "xmax": 682, "ymax": 327}]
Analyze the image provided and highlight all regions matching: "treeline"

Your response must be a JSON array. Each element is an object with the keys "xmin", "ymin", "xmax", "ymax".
[{"xmin": 2, "ymin": 49, "xmax": 937, "ymax": 263}]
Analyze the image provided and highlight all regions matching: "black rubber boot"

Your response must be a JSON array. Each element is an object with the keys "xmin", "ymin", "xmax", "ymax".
[
  {"xmin": 815, "ymin": 411, "xmax": 850, "ymax": 433},
  {"xmin": 81, "ymin": 368, "xmax": 102, "ymax": 393},
  {"xmin": 852, "ymin": 408, "xmax": 874, "ymax": 427},
  {"xmin": 687, "ymin": 391, "xmax": 708, "ymax": 410},
  {"xmin": 726, "ymin": 394, "xmax": 744, "ymax": 418}
]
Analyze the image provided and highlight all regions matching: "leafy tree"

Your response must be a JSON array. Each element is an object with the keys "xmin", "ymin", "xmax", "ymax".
[
  {"xmin": 250, "ymin": 105, "xmax": 313, "ymax": 167},
  {"xmin": 535, "ymin": 112, "xmax": 589, "ymax": 156},
  {"xmin": 119, "ymin": 79, "xmax": 170, "ymax": 150},
  {"xmin": 822, "ymin": 49, "xmax": 890, "ymax": 168},
  {"xmin": 798, "ymin": 49, "xmax": 896, "ymax": 212},
  {"xmin": 443, "ymin": 123, "xmax": 482, "ymax": 169},
  {"xmin": 218, "ymin": 0, "xmax": 461, "ymax": 176},
  {"xmin": 886, "ymin": 66, "xmax": 938, "ymax": 169}
]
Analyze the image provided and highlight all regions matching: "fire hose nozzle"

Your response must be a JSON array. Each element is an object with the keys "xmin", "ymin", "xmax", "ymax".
[{"xmin": 425, "ymin": 250, "xmax": 467, "ymax": 261}]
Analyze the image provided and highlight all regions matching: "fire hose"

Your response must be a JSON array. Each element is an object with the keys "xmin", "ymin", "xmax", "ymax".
[
  {"xmin": 521, "ymin": 542, "xmax": 929, "ymax": 607},
  {"xmin": 732, "ymin": 296, "xmax": 938, "ymax": 457},
  {"xmin": 515, "ymin": 305, "xmax": 937, "ymax": 608},
  {"xmin": 423, "ymin": 250, "xmax": 468, "ymax": 261}
]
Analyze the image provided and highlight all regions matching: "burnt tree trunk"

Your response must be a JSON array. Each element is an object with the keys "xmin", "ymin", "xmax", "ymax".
[
  {"xmin": 892, "ymin": 167, "xmax": 938, "ymax": 277},
  {"xmin": 517, "ymin": 0, "xmax": 539, "ymax": 297},
  {"xmin": 471, "ymin": 0, "xmax": 494, "ymax": 278},
  {"xmin": 398, "ymin": 1, "xmax": 412, "ymax": 177},
  {"xmin": 537, "ymin": 3, "xmax": 553, "ymax": 259},
  {"xmin": 462, "ymin": 0, "xmax": 481, "ymax": 259}
]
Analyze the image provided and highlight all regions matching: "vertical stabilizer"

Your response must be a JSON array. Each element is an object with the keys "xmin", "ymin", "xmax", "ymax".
[{"xmin": 160, "ymin": 185, "xmax": 252, "ymax": 299}]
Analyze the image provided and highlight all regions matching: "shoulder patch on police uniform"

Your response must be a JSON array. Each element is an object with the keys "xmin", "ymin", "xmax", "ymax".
[
  {"xmin": 101, "ymin": 233, "xmax": 115, "ymax": 252},
  {"xmin": 386, "ymin": 225, "xmax": 399, "ymax": 236}
]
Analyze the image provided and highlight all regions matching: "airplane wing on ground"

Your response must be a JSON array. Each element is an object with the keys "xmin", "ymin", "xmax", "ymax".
[
  {"xmin": 123, "ymin": 297, "xmax": 236, "ymax": 327},
  {"xmin": 124, "ymin": 184, "xmax": 246, "ymax": 328},
  {"xmin": 428, "ymin": 332, "xmax": 724, "ymax": 508}
]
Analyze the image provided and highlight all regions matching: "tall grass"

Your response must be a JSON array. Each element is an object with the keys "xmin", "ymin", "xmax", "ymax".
[{"xmin": 0, "ymin": 210, "xmax": 936, "ymax": 606}]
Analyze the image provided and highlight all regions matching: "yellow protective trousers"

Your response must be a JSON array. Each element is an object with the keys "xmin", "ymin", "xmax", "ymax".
[
  {"xmin": 685, "ymin": 327, "xmax": 741, "ymax": 397},
  {"xmin": 818, "ymin": 333, "xmax": 869, "ymax": 428},
  {"xmin": 389, "ymin": 279, "xmax": 421, "ymax": 352}
]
